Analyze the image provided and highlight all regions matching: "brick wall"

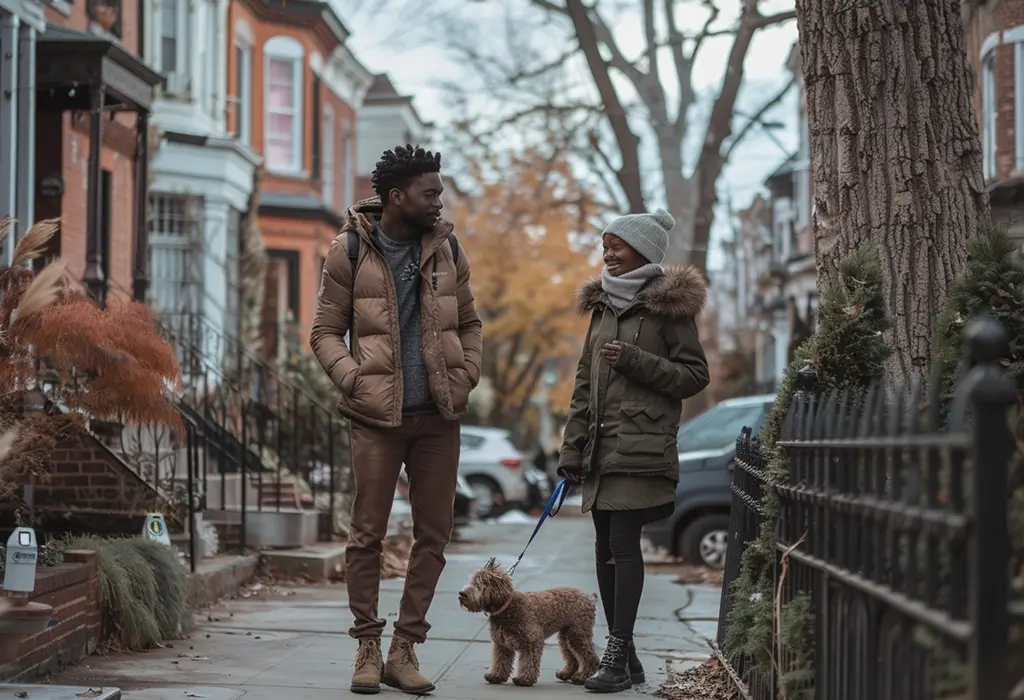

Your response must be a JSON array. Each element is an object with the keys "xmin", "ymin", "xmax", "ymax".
[
  {"xmin": 0, "ymin": 550, "xmax": 102, "ymax": 681},
  {"xmin": 36, "ymin": 433, "xmax": 165, "ymax": 518},
  {"xmin": 964, "ymin": 0, "xmax": 1024, "ymax": 182}
]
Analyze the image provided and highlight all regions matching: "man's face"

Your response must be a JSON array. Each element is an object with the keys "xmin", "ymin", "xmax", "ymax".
[{"xmin": 391, "ymin": 172, "xmax": 444, "ymax": 233}]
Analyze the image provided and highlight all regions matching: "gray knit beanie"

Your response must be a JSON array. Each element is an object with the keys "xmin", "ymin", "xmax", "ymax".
[{"xmin": 602, "ymin": 208, "xmax": 674, "ymax": 264}]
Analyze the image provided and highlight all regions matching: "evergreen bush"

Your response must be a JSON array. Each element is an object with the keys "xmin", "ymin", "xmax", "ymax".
[{"xmin": 724, "ymin": 246, "xmax": 891, "ymax": 694}]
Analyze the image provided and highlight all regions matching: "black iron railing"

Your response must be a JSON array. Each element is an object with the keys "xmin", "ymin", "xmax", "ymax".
[
  {"xmin": 158, "ymin": 312, "xmax": 352, "ymax": 557},
  {"xmin": 716, "ymin": 317, "xmax": 1018, "ymax": 700}
]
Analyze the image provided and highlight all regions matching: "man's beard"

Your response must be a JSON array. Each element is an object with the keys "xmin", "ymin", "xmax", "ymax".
[{"xmin": 403, "ymin": 211, "xmax": 435, "ymax": 233}]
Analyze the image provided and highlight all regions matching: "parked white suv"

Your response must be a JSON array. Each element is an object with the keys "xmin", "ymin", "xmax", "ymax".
[{"xmin": 459, "ymin": 426, "xmax": 528, "ymax": 519}]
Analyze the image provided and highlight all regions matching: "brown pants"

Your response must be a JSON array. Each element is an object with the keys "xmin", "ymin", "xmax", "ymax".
[{"xmin": 346, "ymin": 413, "xmax": 460, "ymax": 643}]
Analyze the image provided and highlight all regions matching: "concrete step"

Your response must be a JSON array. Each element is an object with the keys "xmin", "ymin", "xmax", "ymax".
[{"xmin": 261, "ymin": 542, "xmax": 347, "ymax": 583}]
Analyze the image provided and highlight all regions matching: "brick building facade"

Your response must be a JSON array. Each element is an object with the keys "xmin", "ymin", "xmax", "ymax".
[
  {"xmin": 963, "ymin": 0, "xmax": 1024, "ymax": 239},
  {"xmin": 226, "ymin": 0, "xmax": 371, "ymax": 342}
]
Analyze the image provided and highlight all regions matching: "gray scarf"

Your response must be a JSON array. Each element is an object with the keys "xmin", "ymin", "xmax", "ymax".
[{"xmin": 601, "ymin": 263, "xmax": 664, "ymax": 311}]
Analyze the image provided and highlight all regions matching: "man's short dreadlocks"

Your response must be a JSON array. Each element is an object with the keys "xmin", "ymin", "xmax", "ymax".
[{"xmin": 371, "ymin": 144, "xmax": 442, "ymax": 200}]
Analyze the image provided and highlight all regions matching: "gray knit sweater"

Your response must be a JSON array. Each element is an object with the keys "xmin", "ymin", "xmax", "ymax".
[{"xmin": 372, "ymin": 226, "xmax": 435, "ymax": 414}]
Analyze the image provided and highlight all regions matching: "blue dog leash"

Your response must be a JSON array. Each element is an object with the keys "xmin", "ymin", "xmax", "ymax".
[{"xmin": 507, "ymin": 478, "xmax": 570, "ymax": 576}]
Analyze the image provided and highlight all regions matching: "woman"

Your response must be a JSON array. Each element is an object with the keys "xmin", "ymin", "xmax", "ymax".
[{"xmin": 558, "ymin": 208, "xmax": 709, "ymax": 693}]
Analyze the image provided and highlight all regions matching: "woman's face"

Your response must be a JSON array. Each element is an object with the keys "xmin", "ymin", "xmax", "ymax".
[{"xmin": 602, "ymin": 234, "xmax": 647, "ymax": 277}]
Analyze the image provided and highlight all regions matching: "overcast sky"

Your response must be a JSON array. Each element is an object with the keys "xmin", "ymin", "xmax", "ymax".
[{"xmin": 337, "ymin": 1, "xmax": 800, "ymax": 272}]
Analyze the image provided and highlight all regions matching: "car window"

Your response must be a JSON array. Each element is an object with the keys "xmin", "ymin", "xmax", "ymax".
[
  {"xmin": 676, "ymin": 403, "xmax": 771, "ymax": 453},
  {"xmin": 461, "ymin": 434, "xmax": 485, "ymax": 451}
]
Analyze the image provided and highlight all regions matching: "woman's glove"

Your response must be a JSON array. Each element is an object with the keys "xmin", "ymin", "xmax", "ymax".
[{"xmin": 601, "ymin": 340, "xmax": 641, "ymax": 374}]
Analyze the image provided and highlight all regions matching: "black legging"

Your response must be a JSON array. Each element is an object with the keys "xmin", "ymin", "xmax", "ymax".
[{"xmin": 592, "ymin": 505, "xmax": 672, "ymax": 640}]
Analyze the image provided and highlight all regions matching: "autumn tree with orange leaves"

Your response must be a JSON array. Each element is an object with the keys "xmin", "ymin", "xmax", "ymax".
[
  {"xmin": 0, "ymin": 219, "xmax": 182, "ymax": 508},
  {"xmin": 449, "ymin": 148, "xmax": 604, "ymax": 429}
]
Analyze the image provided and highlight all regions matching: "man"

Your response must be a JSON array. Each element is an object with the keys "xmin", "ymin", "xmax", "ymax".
[{"xmin": 310, "ymin": 144, "xmax": 482, "ymax": 696}]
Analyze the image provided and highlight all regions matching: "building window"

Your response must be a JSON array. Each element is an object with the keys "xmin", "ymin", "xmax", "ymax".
[
  {"xmin": 88, "ymin": 0, "xmax": 122, "ymax": 37},
  {"xmin": 342, "ymin": 126, "xmax": 353, "ymax": 207},
  {"xmin": 159, "ymin": 0, "xmax": 189, "ymax": 94},
  {"xmin": 202, "ymin": 1, "xmax": 217, "ymax": 115},
  {"xmin": 983, "ymin": 50, "xmax": 996, "ymax": 180},
  {"xmin": 264, "ymin": 36, "xmax": 304, "ymax": 174},
  {"xmin": 322, "ymin": 106, "xmax": 334, "ymax": 206},
  {"xmin": 148, "ymin": 193, "xmax": 204, "ymax": 317},
  {"xmin": 231, "ymin": 40, "xmax": 252, "ymax": 144}
]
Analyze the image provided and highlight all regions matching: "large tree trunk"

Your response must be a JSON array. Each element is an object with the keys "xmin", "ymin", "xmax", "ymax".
[{"xmin": 795, "ymin": 0, "xmax": 988, "ymax": 386}]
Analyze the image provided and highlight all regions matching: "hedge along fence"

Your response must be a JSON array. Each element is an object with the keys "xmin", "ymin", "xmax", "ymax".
[{"xmin": 60, "ymin": 536, "xmax": 192, "ymax": 651}]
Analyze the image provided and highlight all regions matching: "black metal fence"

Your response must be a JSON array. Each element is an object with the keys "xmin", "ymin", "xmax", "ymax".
[
  {"xmin": 99, "ymin": 312, "xmax": 354, "ymax": 570},
  {"xmin": 717, "ymin": 317, "xmax": 1020, "ymax": 700}
]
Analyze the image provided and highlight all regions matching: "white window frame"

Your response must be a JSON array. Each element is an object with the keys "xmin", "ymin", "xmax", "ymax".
[
  {"xmin": 322, "ymin": 105, "xmax": 334, "ymax": 205},
  {"xmin": 263, "ymin": 35, "xmax": 304, "ymax": 175},
  {"xmin": 157, "ymin": 0, "xmax": 190, "ymax": 95},
  {"xmin": 1016, "ymin": 42, "xmax": 1024, "ymax": 172},
  {"xmin": 983, "ymin": 50, "xmax": 997, "ymax": 180},
  {"xmin": 342, "ymin": 123, "xmax": 354, "ymax": 207},
  {"xmin": 233, "ymin": 38, "xmax": 252, "ymax": 145}
]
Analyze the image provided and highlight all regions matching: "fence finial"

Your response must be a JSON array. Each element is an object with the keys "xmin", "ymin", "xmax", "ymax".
[
  {"xmin": 966, "ymin": 315, "xmax": 1009, "ymax": 367},
  {"xmin": 796, "ymin": 360, "xmax": 816, "ymax": 392}
]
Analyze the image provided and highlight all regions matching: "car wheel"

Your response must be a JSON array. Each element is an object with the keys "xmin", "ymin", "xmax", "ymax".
[
  {"xmin": 678, "ymin": 514, "xmax": 730, "ymax": 570},
  {"xmin": 466, "ymin": 476, "xmax": 502, "ymax": 519}
]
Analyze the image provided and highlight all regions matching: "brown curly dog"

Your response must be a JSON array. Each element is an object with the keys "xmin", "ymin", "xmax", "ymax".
[{"xmin": 458, "ymin": 557, "xmax": 600, "ymax": 687}]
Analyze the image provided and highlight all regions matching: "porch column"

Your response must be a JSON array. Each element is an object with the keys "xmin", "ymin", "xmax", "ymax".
[
  {"xmin": 82, "ymin": 83, "xmax": 105, "ymax": 305},
  {"xmin": 14, "ymin": 22, "xmax": 35, "ymax": 241},
  {"xmin": 0, "ymin": 12, "xmax": 19, "ymax": 266},
  {"xmin": 133, "ymin": 110, "xmax": 150, "ymax": 302}
]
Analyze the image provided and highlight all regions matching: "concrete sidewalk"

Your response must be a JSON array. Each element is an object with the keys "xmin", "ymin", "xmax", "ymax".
[{"xmin": 46, "ymin": 518, "xmax": 720, "ymax": 699}]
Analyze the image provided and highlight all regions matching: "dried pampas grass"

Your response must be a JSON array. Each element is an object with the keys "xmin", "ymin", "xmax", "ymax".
[
  {"xmin": 8, "ymin": 260, "xmax": 66, "ymax": 325},
  {"xmin": 10, "ymin": 219, "xmax": 59, "ymax": 268}
]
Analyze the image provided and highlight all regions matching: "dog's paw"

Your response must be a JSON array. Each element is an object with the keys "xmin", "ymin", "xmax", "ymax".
[
  {"xmin": 484, "ymin": 673, "xmax": 506, "ymax": 685},
  {"xmin": 570, "ymin": 673, "xmax": 590, "ymax": 686},
  {"xmin": 513, "ymin": 677, "xmax": 537, "ymax": 687},
  {"xmin": 555, "ymin": 669, "xmax": 575, "ymax": 682}
]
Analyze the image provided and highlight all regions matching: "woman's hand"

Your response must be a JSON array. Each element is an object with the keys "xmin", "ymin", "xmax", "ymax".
[
  {"xmin": 558, "ymin": 466, "xmax": 583, "ymax": 483},
  {"xmin": 600, "ymin": 341, "xmax": 623, "ymax": 365}
]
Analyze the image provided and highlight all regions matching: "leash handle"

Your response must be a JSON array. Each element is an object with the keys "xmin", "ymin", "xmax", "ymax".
[{"xmin": 508, "ymin": 478, "xmax": 570, "ymax": 576}]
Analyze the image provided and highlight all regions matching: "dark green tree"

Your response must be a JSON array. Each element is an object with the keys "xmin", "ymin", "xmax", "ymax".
[{"xmin": 725, "ymin": 246, "xmax": 891, "ymax": 695}]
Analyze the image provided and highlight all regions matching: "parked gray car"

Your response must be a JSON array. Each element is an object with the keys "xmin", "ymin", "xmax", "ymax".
[{"xmin": 643, "ymin": 394, "xmax": 775, "ymax": 569}]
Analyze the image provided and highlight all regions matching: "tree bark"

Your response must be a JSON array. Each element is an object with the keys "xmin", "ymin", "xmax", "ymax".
[{"xmin": 795, "ymin": 0, "xmax": 988, "ymax": 386}]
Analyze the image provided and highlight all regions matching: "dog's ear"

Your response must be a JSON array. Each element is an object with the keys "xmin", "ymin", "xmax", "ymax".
[{"xmin": 484, "ymin": 557, "xmax": 499, "ymax": 571}]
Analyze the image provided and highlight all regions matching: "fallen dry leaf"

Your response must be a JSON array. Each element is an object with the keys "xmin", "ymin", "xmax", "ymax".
[{"xmin": 655, "ymin": 661, "xmax": 739, "ymax": 700}]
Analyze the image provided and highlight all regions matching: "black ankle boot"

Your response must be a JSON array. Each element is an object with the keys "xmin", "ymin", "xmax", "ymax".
[
  {"xmin": 628, "ymin": 641, "xmax": 645, "ymax": 684},
  {"xmin": 585, "ymin": 635, "xmax": 632, "ymax": 693}
]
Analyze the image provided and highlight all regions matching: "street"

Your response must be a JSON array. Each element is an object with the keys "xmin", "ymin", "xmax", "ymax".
[{"xmin": 47, "ymin": 517, "xmax": 720, "ymax": 699}]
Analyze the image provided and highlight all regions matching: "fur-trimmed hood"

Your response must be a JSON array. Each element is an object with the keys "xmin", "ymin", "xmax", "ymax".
[{"xmin": 574, "ymin": 264, "xmax": 707, "ymax": 318}]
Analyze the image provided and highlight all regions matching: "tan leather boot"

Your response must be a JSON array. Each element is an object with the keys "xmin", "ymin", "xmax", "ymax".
[
  {"xmin": 382, "ymin": 637, "xmax": 436, "ymax": 695},
  {"xmin": 350, "ymin": 638, "xmax": 384, "ymax": 695}
]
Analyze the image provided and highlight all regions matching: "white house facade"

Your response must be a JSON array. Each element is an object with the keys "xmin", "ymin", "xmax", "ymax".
[
  {"xmin": 141, "ymin": 0, "xmax": 260, "ymax": 346},
  {"xmin": 356, "ymin": 74, "xmax": 430, "ymax": 181},
  {"xmin": 0, "ymin": 0, "xmax": 44, "ymax": 264}
]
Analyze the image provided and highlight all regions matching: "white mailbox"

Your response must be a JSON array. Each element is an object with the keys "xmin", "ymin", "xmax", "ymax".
[
  {"xmin": 143, "ymin": 513, "xmax": 171, "ymax": 546},
  {"xmin": 4, "ymin": 527, "xmax": 38, "ymax": 593}
]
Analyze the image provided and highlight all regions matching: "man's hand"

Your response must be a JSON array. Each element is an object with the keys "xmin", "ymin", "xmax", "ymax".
[{"xmin": 600, "ymin": 341, "xmax": 622, "ymax": 365}]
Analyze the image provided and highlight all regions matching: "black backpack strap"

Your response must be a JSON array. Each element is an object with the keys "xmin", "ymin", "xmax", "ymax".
[
  {"xmin": 347, "ymin": 231, "xmax": 359, "ymax": 339},
  {"xmin": 448, "ymin": 232, "xmax": 460, "ymax": 266}
]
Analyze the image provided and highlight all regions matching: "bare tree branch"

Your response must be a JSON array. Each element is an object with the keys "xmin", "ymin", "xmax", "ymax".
[
  {"xmin": 723, "ymin": 75, "xmax": 796, "ymax": 160},
  {"xmin": 563, "ymin": 0, "xmax": 645, "ymax": 211}
]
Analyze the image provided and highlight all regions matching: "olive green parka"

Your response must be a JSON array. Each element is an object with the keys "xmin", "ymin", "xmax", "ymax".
[{"xmin": 558, "ymin": 264, "xmax": 711, "ymax": 512}]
